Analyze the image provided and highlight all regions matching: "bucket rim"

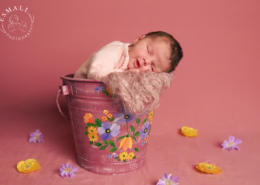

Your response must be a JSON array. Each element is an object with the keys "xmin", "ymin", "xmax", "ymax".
[{"xmin": 60, "ymin": 74, "xmax": 101, "ymax": 83}]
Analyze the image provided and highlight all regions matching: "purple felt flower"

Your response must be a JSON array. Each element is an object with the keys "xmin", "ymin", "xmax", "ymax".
[
  {"xmin": 114, "ymin": 108, "xmax": 136, "ymax": 124},
  {"xmin": 221, "ymin": 136, "xmax": 242, "ymax": 151},
  {"xmin": 157, "ymin": 173, "xmax": 179, "ymax": 185},
  {"xmin": 59, "ymin": 163, "xmax": 78, "ymax": 178},
  {"xmin": 29, "ymin": 129, "xmax": 44, "ymax": 143},
  {"xmin": 140, "ymin": 121, "xmax": 150, "ymax": 139},
  {"xmin": 97, "ymin": 122, "xmax": 120, "ymax": 140}
]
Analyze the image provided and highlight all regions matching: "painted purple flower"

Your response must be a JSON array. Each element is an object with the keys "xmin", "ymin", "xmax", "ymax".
[
  {"xmin": 95, "ymin": 86, "xmax": 99, "ymax": 92},
  {"xmin": 113, "ymin": 153, "xmax": 118, "ymax": 158},
  {"xmin": 141, "ymin": 140, "xmax": 146, "ymax": 146},
  {"xmin": 114, "ymin": 108, "xmax": 136, "ymax": 124},
  {"xmin": 221, "ymin": 136, "xmax": 242, "ymax": 151},
  {"xmin": 157, "ymin": 173, "xmax": 179, "ymax": 185},
  {"xmin": 97, "ymin": 122, "xmax": 120, "ymax": 140},
  {"xmin": 59, "ymin": 163, "xmax": 78, "ymax": 178},
  {"xmin": 99, "ymin": 85, "xmax": 105, "ymax": 91},
  {"xmin": 29, "ymin": 129, "xmax": 44, "ymax": 143},
  {"xmin": 108, "ymin": 154, "xmax": 112, "ymax": 159},
  {"xmin": 140, "ymin": 121, "xmax": 150, "ymax": 139}
]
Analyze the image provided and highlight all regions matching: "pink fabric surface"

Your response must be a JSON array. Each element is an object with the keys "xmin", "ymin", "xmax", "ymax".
[{"xmin": 1, "ymin": 0, "xmax": 260, "ymax": 184}]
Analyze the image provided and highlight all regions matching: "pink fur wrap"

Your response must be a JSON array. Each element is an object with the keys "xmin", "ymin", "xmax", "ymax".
[{"xmin": 100, "ymin": 71, "xmax": 173, "ymax": 115}]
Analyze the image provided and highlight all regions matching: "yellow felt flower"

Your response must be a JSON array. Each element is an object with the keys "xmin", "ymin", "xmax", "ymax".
[
  {"xmin": 119, "ymin": 137, "xmax": 133, "ymax": 151},
  {"xmin": 196, "ymin": 163, "xmax": 222, "ymax": 174},
  {"xmin": 102, "ymin": 116, "xmax": 108, "ymax": 121},
  {"xmin": 106, "ymin": 87, "xmax": 113, "ymax": 95},
  {"xmin": 84, "ymin": 113, "xmax": 94, "ymax": 124},
  {"xmin": 87, "ymin": 126, "xmax": 97, "ymax": 134},
  {"xmin": 127, "ymin": 152, "xmax": 135, "ymax": 160},
  {"xmin": 88, "ymin": 133, "xmax": 98, "ymax": 142},
  {"xmin": 103, "ymin": 110, "xmax": 109, "ymax": 115},
  {"xmin": 181, "ymin": 126, "xmax": 198, "ymax": 137},
  {"xmin": 119, "ymin": 151, "xmax": 128, "ymax": 161},
  {"xmin": 17, "ymin": 159, "xmax": 41, "ymax": 173}
]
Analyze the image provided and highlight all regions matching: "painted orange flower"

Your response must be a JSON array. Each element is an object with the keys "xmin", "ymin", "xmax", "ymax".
[
  {"xmin": 17, "ymin": 159, "xmax": 41, "ymax": 173},
  {"xmin": 103, "ymin": 110, "xmax": 108, "ymax": 115},
  {"xmin": 106, "ymin": 87, "xmax": 113, "ymax": 95},
  {"xmin": 181, "ymin": 126, "xmax": 198, "ymax": 137},
  {"xmin": 196, "ymin": 163, "xmax": 222, "ymax": 174},
  {"xmin": 144, "ymin": 136, "xmax": 149, "ymax": 143},
  {"xmin": 88, "ymin": 133, "xmax": 98, "ymax": 142},
  {"xmin": 84, "ymin": 113, "xmax": 94, "ymax": 124},
  {"xmin": 119, "ymin": 137, "xmax": 133, "ymax": 151},
  {"xmin": 87, "ymin": 126, "xmax": 97, "ymax": 134},
  {"xmin": 148, "ymin": 110, "xmax": 154, "ymax": 124},
  {"xmin": 127, "ymin": 152, "xmax": 135, "ymax": 160},
  {"xmin": 107, "ymin": 113, "xmax": 113, "ymax": 118},
  {"xmin": 102, "ymin": 116, "xmax": 108, "ymax": 121},
  {"xmin": 119, "ymin": 151, "xmax": 128, "ymax": 160}
]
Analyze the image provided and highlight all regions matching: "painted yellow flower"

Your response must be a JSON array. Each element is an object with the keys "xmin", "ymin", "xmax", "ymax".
[
  {"xmin": 87, "ymin": 126, "xmax": 97, "ymax": 134},
  {"xmin": 107, "ymin": 113, "xmax": 113, "ymax": 118},
  {"xmin": 119, "ymin": 137, "xmax": 133, "ymax": 151},
  {"xmin": 196, "ymin": 163, "xmax": 222, "ymax": 174},
  {"xmin": 148, "ymin": 110, "xmax": 154, "ymax": 124},
  {"xmin": 181, "ymin": 126, "xmax": 198, "ymax": 137},
  {"xmin": 102, "ymin": 116, "xmax": 108, "ymax": 121},
  {"xmin": 103, "ymin": 110, "xmax": 109, "ymax": 115},
  {"xmin": 88, "ymin": 133, "xmax": 98, "ymax": 142},
  {"xmin": 17, "ymin": 159, "xmax": 41, "ymax": 173},
  {"xmin": 84, "ymin": 113, "xmax": 94, "ymax": 124},
  {"xmin": 127, "ymin": 152, "xmax": 135, "ymax": 160},
  {"xmin": 106, "ymin": 87, "xmax": 113, "ymax": 95},
  {"xmin": 119, "ymin": 151, "xmax": 128, "ymax": 161}
]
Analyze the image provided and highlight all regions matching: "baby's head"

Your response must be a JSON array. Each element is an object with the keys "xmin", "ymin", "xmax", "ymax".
[{"xmin": 128, "ymin": 31, "xmax": 183, "ymax": 73}]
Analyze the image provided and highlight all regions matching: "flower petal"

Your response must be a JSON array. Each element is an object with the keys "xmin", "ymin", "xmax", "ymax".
[
  {"xmin": 163, "ymin": 173, "xmax": 168, "ymax": 179},
  {"xmin": 97, "ymin": 127, "xmax": 105, "ymax": 135},
  {"xmin": 101, "ymin": 133, "xmax": 112, "ymax": 140},
  {"xmin": 229, "ymin": 136, "xmax": 235, "ymax": 142}
]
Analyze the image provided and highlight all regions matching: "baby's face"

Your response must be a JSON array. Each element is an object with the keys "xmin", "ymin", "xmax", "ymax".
[{"xmin": 128, "ymin": 36, "xmax": 171, "ymax": 72}]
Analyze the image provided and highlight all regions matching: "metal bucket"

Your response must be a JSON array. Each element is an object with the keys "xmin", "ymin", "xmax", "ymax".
[{"xmin": 56, "ymin": 74, "xmax": 153, "ymax": 175}]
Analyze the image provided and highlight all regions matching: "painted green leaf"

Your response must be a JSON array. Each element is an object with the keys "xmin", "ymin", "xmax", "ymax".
[
  {"xmin": 130, "ymin": 125, "xmax": 135, "ymax": 133},
  {"xmin": 94, "ymin": 142, "xmax": 102, "ymax": 146},
  {"xmin": 116, "ymin": 135, "xmax": 126, "ymax": 141},
  {"xmin": 87, "ymin": 123, "xmax": 96, "ymax": 127},
  {"xmin": 84, "ymin": 131, "xmax": 88, "ymax": 135},
  {"xmin": 109, "ymin": 147, "xmax": 117, "ymax": 152},
  {"xmin": 142, "ymin": 117, "xmax": 148, "ymax": 124},
  {"xmin": 115, "ymin": 157, "xmax": 119, "ymax": 159},
  {"xmin": 133, "ymin": 156, "xmax": 137, "ymax": 159},
  {"xmin": 104, "ymin": 140, "xmax": 108, "ymax": 146},
  {"xmin": 118, "ymin": 158, "xmax": 120, "ymax": 161},
  {"xmin": 136, "ymin": 118, "xmax": 140, "ymax": 124},
  {"xmin": 134, "ymin": 131, "xmax": 140, "ymax": 137},
  {"xmin": 85, "ymin": 126, "xmax": 88, "ymax": 130},
  {"xmin": 108, "ymin": 140, "xmax": 116, "ymax": 147},
  {"xmin": 110, "ymin": 117, "xmax": 114, "ymax": 122},
  {"xmin": 90, "ymin": 141, "xmax": 93, "ymax": 145},
  {"xmin": 99, "ymin": 146, "xmax": 107, "ymax": 150},
  {"xmin": 131, "ymin": 136, "xmax": 137, "ymax": 142},
  {"xmin": 106, "ymin": 92, "xmax": 109, "ymax": 96},
  {"xmin": 107, "ymin": 117, "xmax": 112, "ymax": 121},
  {"xmin": 134, "ymin": 148, "xmax": 139, "ymax": 152},
  {"xmin": 95, "ymin": 118, "xmax": 102, "ymax": 127},
  {"xmin": 123, "ymin": 160, "xmax": 126, "ymax": 162},
  {"xmin": 102, "ymin": 90, "xmax": 106, "ymax": 93}
]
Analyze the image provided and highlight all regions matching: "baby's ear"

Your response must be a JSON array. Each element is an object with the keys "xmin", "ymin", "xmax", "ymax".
[{"xmin": 133, "ymin": 34, "xmax": 146, "ymax": 44}]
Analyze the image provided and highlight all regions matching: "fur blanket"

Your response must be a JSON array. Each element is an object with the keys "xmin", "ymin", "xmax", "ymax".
[{"xmin": 100, "ymin": 71, "xmax": 173, "ymax": 115}]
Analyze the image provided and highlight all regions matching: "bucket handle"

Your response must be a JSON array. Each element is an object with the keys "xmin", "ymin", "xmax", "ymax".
[{"xmin": 56, "ymin": 85, "xmax": 70, "ymax": 120}]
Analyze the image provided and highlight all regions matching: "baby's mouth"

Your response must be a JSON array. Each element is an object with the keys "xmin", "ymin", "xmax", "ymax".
[{"xmin": 135, "ymin": 59, "xmax": 140, "ymax": 68}]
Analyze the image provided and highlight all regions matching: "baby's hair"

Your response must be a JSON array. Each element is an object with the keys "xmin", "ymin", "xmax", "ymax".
[{"xmin": 145, "ymin": 31, "xmax": 183, "ymax": 72}]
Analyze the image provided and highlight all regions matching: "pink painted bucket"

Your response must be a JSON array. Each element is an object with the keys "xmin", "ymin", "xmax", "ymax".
[{"xmin": 56, "ymin": 74, "xmax": 153, "ymax": 175}]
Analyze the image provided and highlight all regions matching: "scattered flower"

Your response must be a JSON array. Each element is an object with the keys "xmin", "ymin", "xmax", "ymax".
[
  {"xmin": 140, "ymin": 121, "xmax": 151, "ymax": 139},
  {"xmin": 148, "ymin": 110, "xmax": 154, "ymax": 124},
  {"xmin": 106, "ymin": 87, "xmax": 113, "ymax": 95},
  {"xmin": 144, "ymin": 136, "xmax": 149, "ymax": 143},
  {"xmin": 114, "ymin": 108, "xmax": 136, "ymax": 124},
  {"xmin": 87, "ymin": 126, "xmax": 97, "ymax": 134},
  {"xmin": 102, "ymin": 116, "xmax": 108, "ymax": 121},
  {"xmin": 95, "ymin": 87, "xmax": 99, "ymax": 92},
  {"xmin": 84, "ymin": 113, "xmax": 94, "ymax": 124},
  {"xmin": 88, "ymin": 133, "xmax": 98, "ymax": 142},
  {"xmin": 196, "ymin": 163, "xmax": 222, "ymax": 174},
  {"xmin": 29, "ymin": 129, "xmax": 44, "ymax": 143},
  {"xmin": 17, "ymin": 159, "xmax": 41, "ymax": 173},
  {"xmin": 113, "ymin": 153, "xmax": 118, "ymax": 158},
  {"xmin": 108, "ymin": 154, "xmax": 112, "ymax": 159},
  {"xmin": 221, "ymin": 136, "xmax": 242, "ymax": 151},
  {"xmin": 157, "ymin": 173, "xmax": 179, "ymax": 185},
  {"xmin": 103, "ymin": 110, "xmax": 109, "ymax": 115},
  {"xmin": 99, "ymin": 85, "xmax": 105, "ymax": 91},
  {"xmin": 119, "ymin": 151, "xmax": 128, "ymax": 161},
  {"xmin": 141, "ymin": 140, "xmax": 146, "ymax": 146},
  {"xmin": 97, "ymin": 122, "xmax": 120, "ymax": 140},
  {"xmin": 127, "ymin": 152, "xmax": 135, "ymax": 160},
  {"xmin": 181, "ymin": 126, "xmax": 198, "ymax": 137},
  {"xmin": 119, "ymin": 137, "xmax": 133, "ymax": 151},
  {"xmin": 60, "ymin": 163, "xmax": 78, "ymax": 178},
  {"xmin": 107, "ymin": 113, "xmax": 113, "ymax": 118}
]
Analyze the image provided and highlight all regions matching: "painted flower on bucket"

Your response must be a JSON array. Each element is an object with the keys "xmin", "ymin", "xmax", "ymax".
[
  {"xmin": 181, "ymin": 126, "xmax": 198, "ymax": 137},
  {"xmin": 88, "ymin": 133, "xmax": 98, "ymax": 142},
  {"xmin": 29, "ymin": 129, "xmax": 44, "ymax": 143},
  {"xmin": 119, "ymin": 151, "xmax": 128, "ymax": 161},
  {"xmin": 119, "ymin": 137, "xmax": 133, "ymax": 151},
  {"xmin": 87, "ymin": 126, "xmax": 97, "ymax": 134},
  {"xmin": 60, "ymin": 163, "xmax": 78, "ymax": 178},
  {"xmin": 196, "ymin": 163, "xmax": 222, "ymax": 174},
  {"xmin": 157, "ymin": 173, "xmax": 179, "ymax": 185},
  {"xmin": 140, "ymin": 121, "xmax": 151, "ymax": 139},
  {"xmin": 84, "ymin": 113, "xmax": 94, "ymax": 124},
  {"xmin": 114, "ymin": 108, "xmax": 136, "ymax": 124},
  {"xmin": 97, "ymin": 122, "xmax": 120, "ymax": 140},
  {"xmin": 221, "ymin": 136, "xmax": 242, "ymax": 151}
]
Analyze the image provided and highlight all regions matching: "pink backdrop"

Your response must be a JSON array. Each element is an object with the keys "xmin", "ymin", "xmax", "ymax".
[{"xmin": 1, "ymin": 0, "xmax": 260, "ymax": 184}]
